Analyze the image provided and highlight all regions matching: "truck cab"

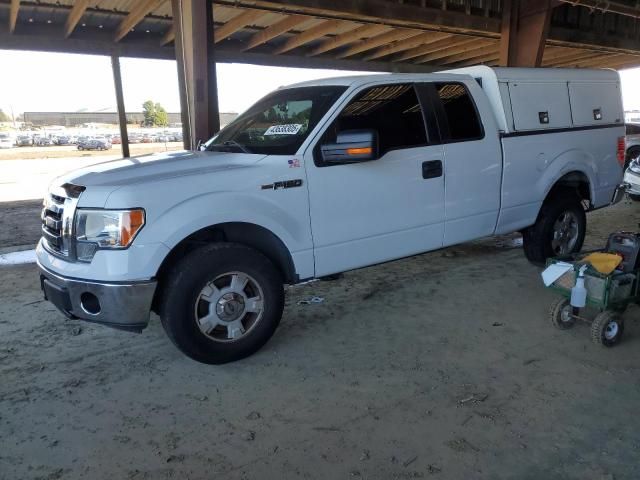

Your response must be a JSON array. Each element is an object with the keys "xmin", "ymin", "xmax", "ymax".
[{"xmin": 37, "ymin": 67, "xmax": 626, "ymax": 364}]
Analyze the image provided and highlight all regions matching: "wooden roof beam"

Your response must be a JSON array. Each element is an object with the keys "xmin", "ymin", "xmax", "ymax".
[
  {"xmin": 273, "ymin": 19, "xmax": 342, "ymax": 54},
  {"xmin": 9, "ymin": 0, "xmax": 19, "ymax": 34},
  {"xmin": 64, "ymin": 0, "xmax": 90, "ymax": 38},
  {"xmin": 114, "ymin": 0, "xmax": 166, "ymax": 42},
  {"xmin": 448, "ymin": 53, "xmax": 500, "ymax": 67},
  {"xmin": 414, "ymin": 38, "xmax": 492, "ymax": 64},
  {"xmin": 243, "ymin": 14, "xmax": 308, "ymax": 50},
  {"xmin": 308, "ymin": 23, "xmax": 388, "ymax": 56},
  {"xmin": 548, "ymin": 52, "xmax": 606, "ymax": 67},
  {"xmin": 160, "ymin": 24, "xmax": 175, "ymax": 46},
  {"xmin": 363, "ymin": 32, "xmax": 451, "ymax": 61},
  {"xmin": 395, "ymin": 35, "xmax": 471, "ymax": 62},
  {"xmin": 214, "ymin": 9, "xmax": 264, "ymax": 43},
  {"xmin": 432, "ymin": 43, "xmax": 499, "ymax": 65},
  {"xmin": 337, "ymin": 29, "xmax": 424, "ymax": 59},
  {"xmin": 544, "ymin": 50, "xmax": 601, "ymax": 66}
]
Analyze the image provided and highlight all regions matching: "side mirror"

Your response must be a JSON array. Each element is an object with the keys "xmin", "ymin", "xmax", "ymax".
[{"xmin": 321, "ymin": 129, "xmax": 378, "ymax": 163}]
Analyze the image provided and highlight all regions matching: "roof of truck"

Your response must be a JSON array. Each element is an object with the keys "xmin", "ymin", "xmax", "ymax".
[{"xmin": 282, "ymin": 66, "xmax": 619, "ymax": 90}]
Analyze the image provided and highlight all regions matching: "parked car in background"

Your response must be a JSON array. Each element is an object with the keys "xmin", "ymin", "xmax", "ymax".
[
  {"xmin": 626, "ymin": 123, "xmax": 640, "ymax": 169},
  {"xmin": 0, "ymin": 133, "xmax": 14, "ymax": 149},
  {"xmin": 141, "ymin": 135, "xmax": 153, "ymax": 143},
  {"xmin": 34, "ymin": 137, "xmax": 54, "ymax": 146},
  {"xmin": 16, "ymin": 135, "xmax": 33, "ymax": 146},
  {"xmin": 129, "ymin": 135, "xmax": 141, "ymax": 144},
  {"xmin": 77, "ymin": 139, "xmax": 112, "ymax": 151},
  {"xmin": 111, "ymin": 135, "xmax": 122, "ymax": 144},
  {"xmin": 55, "ymin": 136, "xmax": 72, "ymax": 146},
  {"xmin": 156, "ymin": 134, "xmax": 170, "ymax": 143}
]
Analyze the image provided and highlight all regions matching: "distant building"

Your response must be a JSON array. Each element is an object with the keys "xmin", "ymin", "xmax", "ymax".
[{"xmin": 23, "ymin": 111, "xmax": 238, "ymax": 127}]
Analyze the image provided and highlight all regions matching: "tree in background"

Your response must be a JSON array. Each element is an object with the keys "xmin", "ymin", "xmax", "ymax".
[
  {"xmin": 154, "ymin": 103, "xmax": 169, "ymax": 127},
  {"xmin": 142, "ymin": 100, "xmax": 156, "ymax": 126},
  {"xmin": 142, "ymin": 100, "xmax": 169, "ymax": 127},
  {"xmin": 0, "ymin": 109, "xmax": 10, "ymax": 122}
]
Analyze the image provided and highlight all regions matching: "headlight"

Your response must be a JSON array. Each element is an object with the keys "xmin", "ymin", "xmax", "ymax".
[{"xmin": 75, "ymin": 209, "xmax": 145, "ymax": 261}]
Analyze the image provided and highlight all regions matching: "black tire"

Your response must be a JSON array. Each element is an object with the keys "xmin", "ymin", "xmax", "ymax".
[
  {"xmin": 77, "ymin": 146, "xmax": 83, "ymax": 151},
  {"xmin": 591, "ymin": 311, "xmax": 624, "ymax": 347},
  {"xmin": 159, "ymin": 243, "xmax": 284, "ymax": 364},
  {"xmin": 549, "ymin": 297, "xmax": 576, "ymax": 330},
  {"xmin": 522, "ymin": 193, "xmax": 586, "ymax": 265}
]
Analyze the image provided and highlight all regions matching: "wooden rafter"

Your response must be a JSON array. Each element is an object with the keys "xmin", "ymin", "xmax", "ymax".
[
  {"xmin": 414, "ymin": 38, "xmax": 492, "ymax": 64},
  {"xmin": 434, "ymin": 42, "xmax": 499, "ymax": 65},
  {"xmin": 114, "ymin": 0, "xmax": 166, "ymax": 42},
  {"xmin": 544, "ymin": 50, "xmax": 601, "ymax": 66},
  {"xmin": 160, "ymin": 24, "xmax": 175, "ymax": 45},
  {"xmin": 363, "ymin": 31, "xmax": 451, "ymax": 60},
  {"xmin": 308, "ymin": 23, "xmax": 388, "ymax": 56},
  {"xmin": 243, "ymin": 14, "xmax": 308, "ymax": 51},
  {"xmin": 273, "ymin": 19, "xmax": 342, "ymax": 54},
  {"xmin": 214, "ymin": 9, "xmax": 264, "ymax": 43},
  {"xmin": 449, "ymin": 53, "xmax": 500, "ymax": 67},
  {"xmin": 542, "ymin": 47, "xmax": 589, "ymax": 62},
  {"xmin": 64, "ymin": 0, "xmax": 90, "ymax": 38},
  {"xmin": 337, "ymin": 28, "xmax": 424, "ymax": 59},
  {"xmin": 395, "ymin": 35, "xmax": 469, "ymax": 62},
  {"xmin": 9, "ymin": 0, "xmax": 19, "ymax": 34},
  {"xmin": 571, "ymin": 53, "xmax": 625, "ymax": 68}
]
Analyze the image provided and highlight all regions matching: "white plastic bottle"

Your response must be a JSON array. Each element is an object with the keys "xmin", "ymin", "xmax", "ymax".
[{"xmin": 571, "ymin": 265, "xmax": 588, "ymax": 308}]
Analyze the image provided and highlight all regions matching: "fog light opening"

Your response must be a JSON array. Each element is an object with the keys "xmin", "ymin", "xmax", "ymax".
[{"xmin": 80, "ymin": 292, "xmax": 101, "ymax": 315}]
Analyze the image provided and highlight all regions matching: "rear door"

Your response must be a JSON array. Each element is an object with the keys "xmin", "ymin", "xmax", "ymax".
[
  {"xmin": 418, "ymin": 81, "xmax": 502, "ymax": 246},
  {"xmin": 304, "ymin": 82, "xmax": 445, "ymax": 277}
]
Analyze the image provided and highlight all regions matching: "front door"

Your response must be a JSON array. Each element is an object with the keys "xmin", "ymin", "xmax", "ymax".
[{"xmin": 304, "ymin": 83, "xmax": 446, "ymax": 277}]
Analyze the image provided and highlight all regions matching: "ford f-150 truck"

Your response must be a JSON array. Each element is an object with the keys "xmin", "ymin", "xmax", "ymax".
[{"xmin": 37, "ymin": 66, "xmax": 627, "ymax": 364}]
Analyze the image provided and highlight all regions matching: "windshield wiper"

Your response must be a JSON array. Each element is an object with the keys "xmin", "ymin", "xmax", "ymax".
[{"xmin": 208, "ymin": 140, "xmax": 252, "ymax": 154}]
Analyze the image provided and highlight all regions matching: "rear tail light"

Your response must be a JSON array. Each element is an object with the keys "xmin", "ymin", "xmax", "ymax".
[{"xmin": 617, "ymin": 136, "xmax": 626, "ymax": 167}]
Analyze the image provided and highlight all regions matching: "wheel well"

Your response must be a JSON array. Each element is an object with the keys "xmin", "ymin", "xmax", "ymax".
[
  {"xmin": 546, "ymin": 171, "xmax": 592, "ymax": 210},
  {"xmin": 152, "ymin": 223, "xmax": 297, "ymax": 313}
]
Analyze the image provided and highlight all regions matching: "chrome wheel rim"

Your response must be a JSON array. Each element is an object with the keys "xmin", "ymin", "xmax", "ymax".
[
  {"xmin": 560, "ymin": 305, "xmax": 573, "ymax": 324},
  {"xmin": 551, "ymin": 211, "xmax": 579, "ymax": 255},
  {"xmin": 604, "ymin": 321, "xmax": 619, "ymax": 340},
  {"xmin": 194, "ymin": 271, "xmax": 264, "ymax": 342}
]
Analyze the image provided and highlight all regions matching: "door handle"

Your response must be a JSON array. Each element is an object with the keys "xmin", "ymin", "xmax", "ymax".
[{"xmin": 422, "ymin": 160, "xmax": 443, "ymax": 179}]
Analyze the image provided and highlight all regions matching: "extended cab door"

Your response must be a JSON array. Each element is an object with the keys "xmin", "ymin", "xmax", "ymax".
[
  {"xmin": 417, "ymin": 81, "xmax": 502, "ymax": 246},
  {"xmin": 304, "ymin": 83, "xmax": 445, "ymax": 277}
]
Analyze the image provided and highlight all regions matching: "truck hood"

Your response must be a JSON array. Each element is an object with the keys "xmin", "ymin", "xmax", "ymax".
[{"xmin": 56, "ymin": 150, "xmax": 267, "ymax": 188}]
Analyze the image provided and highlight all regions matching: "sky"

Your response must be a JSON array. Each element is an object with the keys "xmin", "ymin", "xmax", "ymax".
[{"xmin": 1, "ymin": 49, "xmax": 640, "ymax": 117}]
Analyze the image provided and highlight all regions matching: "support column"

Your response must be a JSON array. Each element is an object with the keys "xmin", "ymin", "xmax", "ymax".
[
  {"xmin": 111, "ymin": 54, "xmax": 130, "ymax": 158},
  {"xmin": 172, "ymin": 0, "xmax": 220, "ymax": 151},
  {"xmin": 499, "ymin": 0, "xmax": 557, "ymax": 67}
]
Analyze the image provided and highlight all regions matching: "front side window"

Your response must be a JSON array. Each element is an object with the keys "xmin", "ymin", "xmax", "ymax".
[
  {"xmin": 319, "ymin": 83, "xmax": 428, "ymax": 160},
  {"xmin": 204, "ymin": 86, "xmax": 346, "ymax": 156},
  {"xmin": 435, "ymin": 83, "xmax": 483, "ymax": 142}
]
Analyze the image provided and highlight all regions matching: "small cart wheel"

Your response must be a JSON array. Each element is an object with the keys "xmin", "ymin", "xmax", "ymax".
[
  {"xmin": 591, "ymin": 311, "xmax": 624, "ymax": 347},
  {"xmin": 549, "ymin": 297, "xmax": 575, "ymax": 330}
]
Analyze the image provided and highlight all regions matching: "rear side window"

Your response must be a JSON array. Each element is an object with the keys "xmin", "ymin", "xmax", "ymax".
[
  {"xmin": 325, "ymin": 84, "xmax": 428, "ymax": 157},
  {"xmin": 435, "ymin": 83, "xmax": 483, "ymax": 142}
]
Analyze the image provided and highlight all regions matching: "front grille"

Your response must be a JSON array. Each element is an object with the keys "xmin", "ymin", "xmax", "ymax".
[
  {"xmin": 41, "ymin": 183, "xmax": 84, "ymax": 257},
  {"xmin": 42, "ymin": 194, "xmax": 66, "ymax": 254}
]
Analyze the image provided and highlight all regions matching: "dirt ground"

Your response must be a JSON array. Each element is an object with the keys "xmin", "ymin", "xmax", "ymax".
[
  {"xmin": 1, "ymin": 201, "xmax": 640, "ymax": 480},
  {"xmin": 0, "ymin": 200, "xmax": 42, "ymax": 248}
]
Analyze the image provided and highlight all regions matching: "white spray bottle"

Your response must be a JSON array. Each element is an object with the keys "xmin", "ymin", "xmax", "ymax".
[{"xmin": 570, "ymin": 264, "xmax": 588, "ymax": 308}]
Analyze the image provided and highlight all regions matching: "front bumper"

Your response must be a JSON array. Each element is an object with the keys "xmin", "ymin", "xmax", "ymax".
[{"xmin": 38, "ymin": 262, "xmax": 156, "ymax": 332}]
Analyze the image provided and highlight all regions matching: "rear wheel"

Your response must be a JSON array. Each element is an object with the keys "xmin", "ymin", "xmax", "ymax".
[
  {"xmin": 523, "ymin": 193, "xmax": 586, "ymax": 264},
  {"xmin": 160, "ymin": 243, "xmax": 284, "ymax": 364}
]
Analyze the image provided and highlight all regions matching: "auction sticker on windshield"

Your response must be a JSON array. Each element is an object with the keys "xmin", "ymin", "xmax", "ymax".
[{"xmin": 264, "ymin": 124, "xmax": 303, "ymax": 135}]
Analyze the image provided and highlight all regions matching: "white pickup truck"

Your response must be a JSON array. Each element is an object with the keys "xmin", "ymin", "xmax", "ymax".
[{"xmin": 37, "ymin": 66, "xmax": 626, "ymax": 364}]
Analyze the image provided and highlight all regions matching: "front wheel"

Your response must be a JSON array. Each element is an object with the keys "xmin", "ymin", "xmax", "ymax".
[
  {"xmin": 591, "ymin": 311, "xmax": 624, "ymax": 347},
  {"xmin": 628, "ymin": 193, "xmax": 640, "ymax": 202},
  {"xmin": 160, "ymin": 243, "xmax": 284, "ymax": 364},
  {"xmin": 522, "ymin": 193, "xmax": 586, "ymax": 264}
]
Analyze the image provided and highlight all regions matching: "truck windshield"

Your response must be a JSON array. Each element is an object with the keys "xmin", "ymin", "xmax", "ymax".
[{"xmin": 204, "ymin": 86, "xmax": 347, "ymax": 155}]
